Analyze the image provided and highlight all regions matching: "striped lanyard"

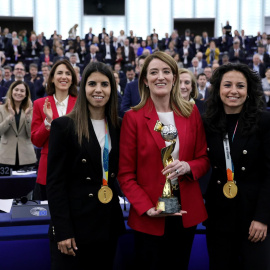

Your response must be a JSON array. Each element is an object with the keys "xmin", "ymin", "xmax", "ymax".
[
  {"xmin": 102, "ymin": 119, "xmax": 109, "ymax": 186},
  {"xmin": 223, "ymin": 121, "xmax": 238, "ymax": 181}
]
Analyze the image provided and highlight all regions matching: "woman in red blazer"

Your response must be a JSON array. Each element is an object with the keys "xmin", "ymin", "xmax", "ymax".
[
  {"xmin": 31, "ymin": 59, "xmax": 77, "ymax": 200},
  {"xmin": 118, "ymin": 51, "xmax": 210, "ymax": 270}
]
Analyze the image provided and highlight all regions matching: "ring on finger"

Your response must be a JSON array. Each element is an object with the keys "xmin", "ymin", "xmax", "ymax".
[
  {"xmin": 67, "ymin": 247, "xmax": 72, "ymax": 250},
  {"xmin": 175, "ymin": 169, "xmax": 179, "ymax": 174}
]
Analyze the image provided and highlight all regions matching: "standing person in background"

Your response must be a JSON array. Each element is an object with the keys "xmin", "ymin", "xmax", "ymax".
[
  {"xmin": 31, "ymin": 59, "xmax": 77, "ymax": 200},
  {"xmin": 0, "ymin": 81, "xmax": 36, "ymax": 170},
  {"xmin": 68, "ymin": 24, "xmax": 78, "ymax": 40},
  {"xmin": 203, "ymin": 63, "xmax": 270, "ymax": 270},
  {"xmin": 47, "ymin": 61, "xmax": 125, "ymax": 269},
  {"xmin": 118, "ymin": 51, "xmax": 209, "ymax": 270}
]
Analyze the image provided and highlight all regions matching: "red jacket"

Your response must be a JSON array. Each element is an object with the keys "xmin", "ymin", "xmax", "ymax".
[
  {"xmin": 118, "ymin": 98, "xmax": 209, "ymax": 236},
  {"xmin": 31, "ymin": 95, "xmax": 77, "ymax": 185}
]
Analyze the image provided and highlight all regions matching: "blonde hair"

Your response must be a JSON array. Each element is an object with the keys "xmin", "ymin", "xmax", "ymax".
[
  {"xmin": 132, "ymin": 51, "xmax": 193, "ymax": 117},
  {"xmin": 178, "ymin": 68, "xmax": 199, "ymax": 100}
]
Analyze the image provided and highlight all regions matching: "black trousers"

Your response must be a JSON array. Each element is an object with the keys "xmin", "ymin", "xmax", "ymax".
[
  {"xmin": 206, "ymin": 227, "xmax": 270, "ymax": 270},
  {"xmin": 32, "ymin": 182, "xmax": 47, "ymax": 200},
  {"xmin": 132, "ymin": 216, "xmax": 197, "ymax": 270},
  {"xmin": 50, "ymin": 237, "xmax": 118, "ymax": 270}
]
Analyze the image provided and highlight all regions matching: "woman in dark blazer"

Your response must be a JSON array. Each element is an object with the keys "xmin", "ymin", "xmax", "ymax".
[
  {"xmin": 46, "ymin": 62, "xmax": 125, "ymax": 269},
  {"xmin": 118, "ymin": 51, "xmax": 209, "ymax": 270},
  {"xmin": 203, "ymin": 63, "xmax": 270, "ymax": 270}
]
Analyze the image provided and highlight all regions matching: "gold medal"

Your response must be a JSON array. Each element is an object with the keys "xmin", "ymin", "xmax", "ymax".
[
  {"xmin": 98, "ymin": 186, "xmax": 113, "ymax": 204},
  {"xmin": 223, "ymin": 181, "xmax": 238, "ymax": 199}
]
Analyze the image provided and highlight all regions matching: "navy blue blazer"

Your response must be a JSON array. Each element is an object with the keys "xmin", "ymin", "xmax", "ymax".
[
  {"xmin": 39, "ymin": 53, "xmax": 54, "ymax": 67},
  {"xmin": 0, "ymin": 86, "xmax": 8, "ymax": 103},
  {"xmin": 120, "ymin": 79, "xmax": 140, "ymax": 117}
]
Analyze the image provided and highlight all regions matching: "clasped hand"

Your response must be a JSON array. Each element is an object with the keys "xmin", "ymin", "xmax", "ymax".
[
  {"xmin": 57, "ymin": 238, "xmax": 78, "ymax": 256},
  {"xmin": 248, "ymin": 221, "xmax": 267, "ymax": 242},
  {"xmin": 162, "ymin": 159, "xmax": 191, "ymax": 180}
]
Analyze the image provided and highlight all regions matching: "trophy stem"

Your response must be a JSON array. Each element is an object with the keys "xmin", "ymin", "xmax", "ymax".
[{"xmin": 161, "ymin": 178, "xmax": 173, "ymax": 198}]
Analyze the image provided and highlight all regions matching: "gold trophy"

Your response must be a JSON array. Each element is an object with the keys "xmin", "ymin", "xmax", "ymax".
[{"xmin": 154, "ymin": 120, "xmax": 181, "ymax": 213}]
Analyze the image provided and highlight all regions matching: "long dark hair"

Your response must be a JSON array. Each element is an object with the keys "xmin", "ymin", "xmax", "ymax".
[
  {"xmin": 203, "ymin": 63, "xmax": 265, "ymax": 136},
  {"xmin": 46, "ymin": 59, "xmax": 78, "ymax": 96},
  {"xmin": 68, "ymin": 62, "xmax": 119, "ymax": 145}
]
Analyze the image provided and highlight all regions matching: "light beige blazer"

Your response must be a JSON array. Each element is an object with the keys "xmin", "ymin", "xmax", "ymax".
[{"xmin": 0, "ymin": 105, "xmax": 37, "ymax": 166}]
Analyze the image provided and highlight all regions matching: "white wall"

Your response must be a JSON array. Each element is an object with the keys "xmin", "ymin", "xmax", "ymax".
[{"xmin": 0, "ymin": 0, "xmax": 269, "ymax": 39}]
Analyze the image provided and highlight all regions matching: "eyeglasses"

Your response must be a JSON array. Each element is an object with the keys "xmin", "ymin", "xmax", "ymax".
[{"xmin": 14, "ymin": 68, "xmax": 24, "ymax": 71}]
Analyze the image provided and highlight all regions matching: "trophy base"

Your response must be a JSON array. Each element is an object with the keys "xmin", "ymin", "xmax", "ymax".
[{"xmin": 156, "ymin": 197, "xmax": 181, "ymax": 214}]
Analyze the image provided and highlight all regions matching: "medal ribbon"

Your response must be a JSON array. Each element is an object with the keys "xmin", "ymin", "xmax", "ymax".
[
  {"xmin": 102, "ymin": 119, "xmax": 109, "ymax": 186},
  {"xmin": 223, "ymin": 121, "xmax": 238, "ymax": 182}
]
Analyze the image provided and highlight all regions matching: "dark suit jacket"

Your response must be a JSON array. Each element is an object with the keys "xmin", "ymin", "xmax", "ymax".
[
  {"xmin": 119, "ymin": 78, "xmax": 136, "ymax": 95},
  {"xmin": 0, "ymin": 86, "xmax": 8, "ymax": 103},
  {"xmin": 7, "ymin": 45, "xmax": 23, "ymax": 63},
  {"xmin": 99, "ymin": 43, "xmax": 116, "ymax": 63},
  {"xmin": 46, "ymin": 116, "xmax": 125, "ymax": 243},
  {"xmin": 121, "ymin": 46, "xmax": 135, "ymax": 65},
  {"xmin": 84, "ymin": 33, "xmax": 95, "ymax": 48},
  {"xmin": 4, "ymin": 79, "xmax": 36, "ymax": 101},
  {"xmin": 179, "ymin": 47, "xmax": 194, "ymax": 66},
  {"xmin": 120, "ymin": 80, "xmax": 140, "ymax": 117},
  {"xmin": 228, "ymin": 47, "xmax": 245, "ymax": 63},
  {"xmin": 39, "ymin": 53, "xmax": 54, "ymax": 67},
  {"xmin": 217, "ymin": 36, "xmax": 233, "ymax": 52},
  {"xmin": 161, "ymin": 38, "xmax": 170, "ymax": 50},
  {"xmin": 83, "ymin": 53, "xmax": 103, "ymax": 69},
  {"xmin": 98, "ymin": 32, "xmax": 108, "ymax": 43},
  {"xmin": 26, "ymin": 41, "xmax": 42, "ymax": 57},
  {"xmin": 248, "ymin": 63, "xmax": 266, "ymax": 79},
  {"xmin": 204, "ymin": 112, "xmax": 270, "ymax": 233}
]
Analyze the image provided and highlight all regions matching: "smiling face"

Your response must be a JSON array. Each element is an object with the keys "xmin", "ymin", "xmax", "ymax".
[
  {"xmin": 144, "ymin": 58, "xmax": 175, "ymax": 100},
  {"xmin": 12, "ymin": 83, "xmax": 26, "ymax": 104},
  {"xmin": 85, "ymin": 72, "xmax": 111, "ymax": 113},
  {"xmin": 52, "ymin": 64, "xmax": 72, "ymax": 93},
  {"xmin": 179, "ymin": 73, "xmax": 192, "ymax": 101},
  {"xmin": 220, "ymin": 70, "xmax": 248, "ymax": 114}
]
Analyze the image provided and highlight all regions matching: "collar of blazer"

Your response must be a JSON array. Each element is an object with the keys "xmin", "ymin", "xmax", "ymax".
[
  {"xmin": 47, "ymin": 94, "xmax": 77, "ymax": 119},
  {"xmin": 208, "ymin": 127, "xmax": 250, "ymax": 166},
  {"xmin": 143, "ymin": 97, "xmax": 187, "ymax": 160},
  {"xmin": 81, "ymin": 116, "xmax": 118, "ymax": 181}
]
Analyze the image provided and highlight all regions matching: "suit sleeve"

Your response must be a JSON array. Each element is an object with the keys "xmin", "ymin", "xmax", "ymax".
[
  {"xmin": 31, "ymin": 99, "xmax": 50, "ymax": 147},
  {"xmin": 0, "ymin": 108, "xmax": 13, "ymax": 136},
  {"xmin": 120, "ymin": 83, "xmax": 132, "ymax": 116},
  {"xmin": 254, "ymin": 114, "xmax": 270, "ymax": 225},
  {"xmin": 47, "ymin": 118, "xmax": 74, "ymax": 242},
  {"xmin": 118, "ymin": 112, "xmax": 155, "ymax": 216}
]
